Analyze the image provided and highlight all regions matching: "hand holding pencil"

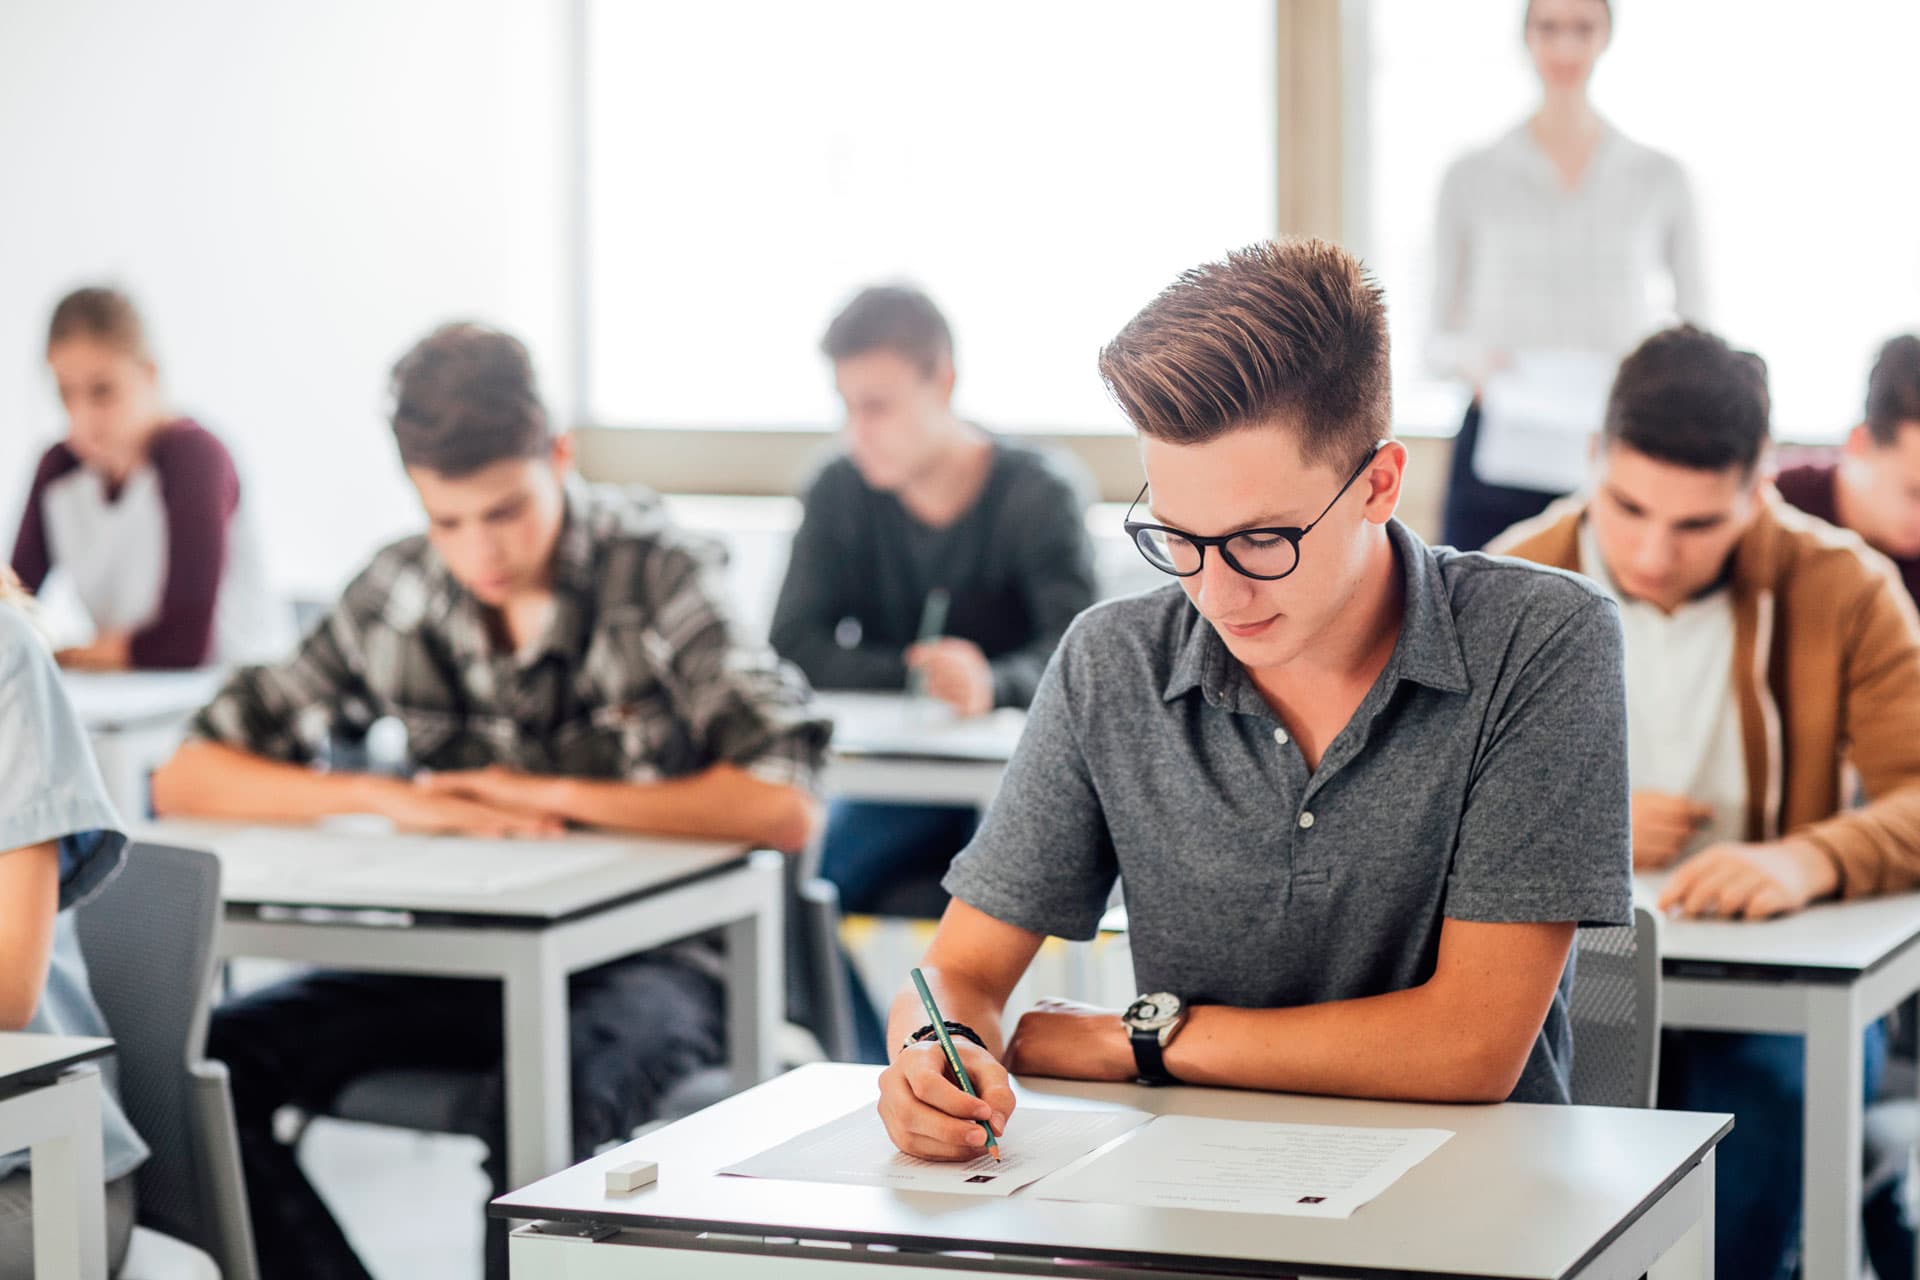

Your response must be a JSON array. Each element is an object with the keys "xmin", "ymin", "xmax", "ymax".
[{"xmin": 875, "ymin": 969, "xmax": 1017, "ymax": 1162}]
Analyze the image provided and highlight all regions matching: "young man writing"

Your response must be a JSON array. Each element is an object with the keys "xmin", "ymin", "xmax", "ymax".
[
  {"xmin": 151, "ymin": 323, "xmax": 829, "ymax": 1280},
  {"xmin": 771, "ymin": 286, "xmax": 1098, "ymax": 1055},
  {"xmin": 1497, "ymin": 324, "xmax": 1920, "ymax": 1279},
  {"xmin": 1775, "ymin": 333, "xmax": 1920, "ymax": 608},
  {"xmin": 877, "ymin": 239, "xmax": 1633, "ymax": 1165}
]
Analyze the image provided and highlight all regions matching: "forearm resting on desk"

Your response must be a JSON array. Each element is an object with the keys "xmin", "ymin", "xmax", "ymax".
[
  {"xmin": 532, "ymin": 767, "xmax": 820, "ymax": 854},
  {"xmin": 1162, "ymin": 920, "xmax": 1575, "ymax": 1104},
  {"xmin": 153, "ymin": 742, "xmax": 564, "ymax": 836},
  {"xmin": 152, "ymin": 740, "xmax": 405, "ymax": 821}
]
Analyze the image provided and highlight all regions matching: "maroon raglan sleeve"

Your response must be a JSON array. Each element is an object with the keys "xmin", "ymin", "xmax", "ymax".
[
  {"xmin": 127, "ymin": 422, "xmax": 240, "ymax": 669},
  {"xmin": 9, "ymin": 443, "xmax": 83, "ymax": 591}
]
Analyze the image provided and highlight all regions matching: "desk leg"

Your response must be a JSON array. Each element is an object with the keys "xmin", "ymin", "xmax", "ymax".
[
  {"xmin": 724, "ymin": 853, "xmax": 785, "ymax": 1089},
  {"xmin": 502, "ymin": 933, "xmax": 573, "ymax": 1193},
  {"xmin": 1802, "ymin": 984, "xmax": 1865, "ymax": 1280},
  {"xmin": 31, "ymin": 1069, "xmax": 107, "ymax": 1280},
  {"xmin": 1645, "ymin": 1148, "xmax": 1715, "ymax": 1280}
]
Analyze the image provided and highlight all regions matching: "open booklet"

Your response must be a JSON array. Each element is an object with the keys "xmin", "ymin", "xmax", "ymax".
[{"xmin": 721, "ymin": 1103, "xmax": 1451, "ymax": 1218}]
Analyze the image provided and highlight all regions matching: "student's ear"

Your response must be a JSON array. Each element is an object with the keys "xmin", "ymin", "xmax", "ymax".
[
  {"xmin": 1843, "ymin": 423, "xmax": 1875, "ymax": 459},
  {"xmin": 932, "ymin": 357, "xmax": 957, "ymax": 406},
  {"xmin": 1361, "ymin": 440, "xmax": 1408, "ymax": 524},
  {"xmin": 549, "ymin": 432, "xmax": 576, "ymax": 476}
]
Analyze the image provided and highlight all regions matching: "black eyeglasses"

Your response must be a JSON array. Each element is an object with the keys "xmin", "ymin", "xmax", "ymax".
[{"xmin": 1123, "ymin": 442, "xmax": 1387, "ymax": 582}]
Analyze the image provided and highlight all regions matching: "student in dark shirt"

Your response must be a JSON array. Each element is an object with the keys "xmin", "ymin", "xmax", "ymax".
[
  {"xmin": 770, "ymin": 287, "xmax": 1097, "ymax": 1054},
  {"xmin": 1774, "ymin": 334, "xmax": 1920, "ymax": 607}
]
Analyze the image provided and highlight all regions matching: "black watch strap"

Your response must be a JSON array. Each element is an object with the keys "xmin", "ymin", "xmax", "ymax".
[{"xmin": 1130, "ymin": 1027, "xmax": 1174, "ymax": 1085}]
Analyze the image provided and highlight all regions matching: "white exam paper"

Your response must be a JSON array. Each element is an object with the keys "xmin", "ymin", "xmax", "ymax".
[
  {"xmin": 721, "ymin": 1104, "xmax": 1151, "ymax": 1198},
  {"xmin": 212, "ymin": 828, "xmax": 633, "ymax": 899},
  {"xmin": 1473, "ymin": 348, "xmax": 1616, "ymax": 493},
  {"xmin": 1033, "ymin": 1116, "xmax": 1452, "ymax": 1218}
]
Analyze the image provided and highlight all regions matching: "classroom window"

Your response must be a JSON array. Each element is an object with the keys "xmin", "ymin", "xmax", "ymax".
[
  {"xmin": 1359, "ymin": 0, "xmax": 1920, "ymax": 441},
  {"xmin": 584, "ymin": 0, "xmax": 1278, "ymax": 434}
]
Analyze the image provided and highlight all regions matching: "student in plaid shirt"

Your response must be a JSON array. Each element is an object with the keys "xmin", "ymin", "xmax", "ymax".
[{"xmin": 152, "ymin": 323, "xmax": 829, "ymax": 1280}]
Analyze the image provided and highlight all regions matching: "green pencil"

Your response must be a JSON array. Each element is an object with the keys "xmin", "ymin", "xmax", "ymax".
[
  {"xmin": 907, "ymin": 588, "xmax": 950, "ymax": 699},
  {"xmin": 909, "ymin": 966, "xmax": 1000, "ymax": 1160}
]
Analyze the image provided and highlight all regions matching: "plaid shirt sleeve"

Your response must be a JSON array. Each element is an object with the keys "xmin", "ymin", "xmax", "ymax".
[
  {"xmin": 188, "ymin": 559, "xmax": 391, "ymax": 763},
  {"xmin": 627, "ymin": 534, "xmax": 831, "ymax": 793}
]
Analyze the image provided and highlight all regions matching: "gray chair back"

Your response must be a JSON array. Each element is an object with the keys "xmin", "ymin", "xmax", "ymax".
[
  {"xmin": 1568, "ymin": 904, "xmax": 1662, "ymax": 1109},
  {"xmin": 75, "ymin": 842, "xmax": 259, "ymax": 1280}
]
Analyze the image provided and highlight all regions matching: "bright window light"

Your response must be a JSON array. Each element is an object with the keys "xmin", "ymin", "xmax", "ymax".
[{"xmin": 585, "ymin": 0, "xmax": 1277, "ymax": 433}]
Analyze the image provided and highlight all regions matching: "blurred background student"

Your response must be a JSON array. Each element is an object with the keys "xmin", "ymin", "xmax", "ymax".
[
  {"xmin": 1432, "ymin": 0, "xmax": 1705, "ymax": 550},
  {"xmin": 9, "ymin": 287, "xmax": 291, "ymax": 670},
  {"xmin": 0, "ymin": 567, "xmax": 149, "ymax": 1277},
  {"xmin": 1775, "ymin": 334, "xmax": 1920, "ymax": 608},
  {"xmin": 770, "ymin": 285, "xmax": 1097, "ymax": 1058}
]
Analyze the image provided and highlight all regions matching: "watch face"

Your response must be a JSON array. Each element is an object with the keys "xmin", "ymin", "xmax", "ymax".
[{"xmin": 1125, "ymin": 992, "xmax": 1183, "ymax": 1031}]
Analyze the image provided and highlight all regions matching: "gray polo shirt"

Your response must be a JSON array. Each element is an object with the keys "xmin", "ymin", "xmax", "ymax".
[{"xmin": 943, "ymin": 520, "xmax": 1631, "ymax": 1104}]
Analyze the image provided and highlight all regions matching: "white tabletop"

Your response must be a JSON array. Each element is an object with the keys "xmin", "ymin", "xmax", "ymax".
[
  {"xmin": 0, "ymin": 1034, "xmax": 112, "ymax": 1092},
  {"xmin": 816, "ymin": 692, "xmax": 1025, "ymax": 763},
  {"xmin": 140, "ymin": 819, "xmax": 754, "ymax": 921},
  {"xmin": 1638, "ymin": 875, "xmax": 1920, "ymax": 975},
  {"xmin": 60, "ymin": 669, "xmax": 227, "ymax": 732},
  {"xmin": 496, "ymin": 1063, "xmax": 1728, "ymax": 1279}
]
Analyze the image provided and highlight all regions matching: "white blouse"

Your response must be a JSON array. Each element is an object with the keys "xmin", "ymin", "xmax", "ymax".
[{"xmin": 1429, "ymin": 120, "xmax": 1707, "ymax": 381}]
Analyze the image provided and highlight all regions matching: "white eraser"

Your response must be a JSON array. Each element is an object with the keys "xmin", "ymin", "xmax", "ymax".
[{"xmin": 605, "ymin": 1159, "xmax": 657, "ymax": 1194}]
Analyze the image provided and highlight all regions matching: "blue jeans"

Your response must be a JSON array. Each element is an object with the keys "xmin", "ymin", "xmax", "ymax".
[
  {"xmin": 819, "ymin": 801, "xmax": 979, "ymax": 1062},
  {"xmin": 1659, "ymin": 1020, "xmax": 1904, "ymax": 1280}
]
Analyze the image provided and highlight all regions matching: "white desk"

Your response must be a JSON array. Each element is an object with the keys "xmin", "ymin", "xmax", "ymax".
[
  {"xmin": 63, "ymin": 669, "xmax": 226, "ymax": 818},
  {"xmin": 1647, "ymin": 877, "xmax": 1920, "ymax": 1280},
  {"xmin": 816, "ymin": 692, "xmax": 1024, "ymax": 811},
  {"xmin": 495, "ymin": 1062, "xmax": 1729, "ymax": 1279},
  {"xmin": 144, "ymin": 819, "xmax": 785, "ymax": 1192},
  {"xmin": 0, "ymin": 1034, "xmax": 114, "ymax": 1280}
]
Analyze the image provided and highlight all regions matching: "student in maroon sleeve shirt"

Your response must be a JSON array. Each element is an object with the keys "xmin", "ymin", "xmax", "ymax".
[
  {"xmin": 9, "ymin": 287, "xmax": 290, "ymax": 671},
  {"xmin": 1774, "ymin": 334, "xmax": 1920, "ymax": 607}
]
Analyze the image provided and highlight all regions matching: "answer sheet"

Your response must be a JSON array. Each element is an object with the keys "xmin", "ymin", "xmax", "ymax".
[
  {"xmin": 1472, "ymin": 347, "xmax": 1616, "ymax": 493},
  {"xmin": 1033, "ymin": 1116, "xmax": 1452, "ymax": 1219},
  {"xmin": 721, "ymin": 1104, "xmax": 1151, "ymax": 1198}
]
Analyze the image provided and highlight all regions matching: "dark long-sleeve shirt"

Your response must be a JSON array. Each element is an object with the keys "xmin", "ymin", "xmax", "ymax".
[{"xmin": 769, "ymin": 439, "xmax": 1098, "ymax": 709}]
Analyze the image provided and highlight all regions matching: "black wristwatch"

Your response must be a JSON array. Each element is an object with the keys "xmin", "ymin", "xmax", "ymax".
[{"xmin": 1123, "ymin": 992, "xmax": 1188, "ymax": 1085}]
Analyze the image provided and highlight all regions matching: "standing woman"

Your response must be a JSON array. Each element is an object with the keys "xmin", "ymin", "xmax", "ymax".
[
  {"xmin": 0, "ymin": 569, "xmax": 149, "ymax": 1276},
  {"xmin": 9, "ymin": 287, "xmax": 291, "ymax": 669},
  {"xmin": 1433, "ymin": 0, "xmax": 1705, "ymax": 550}
]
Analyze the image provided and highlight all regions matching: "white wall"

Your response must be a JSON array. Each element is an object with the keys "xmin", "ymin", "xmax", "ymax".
[{"xmin": 0, "ymin": 1, "xmax": 573, "ymax": 599}]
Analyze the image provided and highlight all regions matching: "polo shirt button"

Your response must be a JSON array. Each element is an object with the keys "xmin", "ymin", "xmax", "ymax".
[
  {"xmin": 1298, "ymin": 812, "xmax": 1315, "ymax": 830},
  {"xmin": 1272, "ymin": 727, "xmax": 1289, "ymax": 745}
]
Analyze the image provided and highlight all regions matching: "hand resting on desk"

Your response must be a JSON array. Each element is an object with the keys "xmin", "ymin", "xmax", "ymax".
[
  {"xmin": 1658, "ymin": 837, "xmax": 1841, "ymax": 920},
  {"xmin": 55, "ymin": 630, "xmax": 132, "ymax": 672},
  {"xmin": 905, "ymin": 638, "xmax": 993, "ymax": 719},
  {"xmin": 1004, "ymin": 997, "xmax": 1135, "ymax": 1082},
  {"xmin": 1630, "ymin": 791, "xmax": 1713, "ymax": 871}
]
